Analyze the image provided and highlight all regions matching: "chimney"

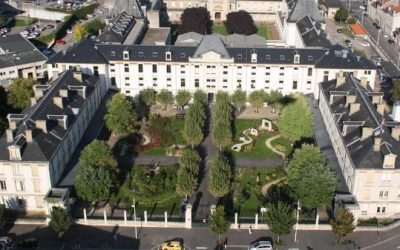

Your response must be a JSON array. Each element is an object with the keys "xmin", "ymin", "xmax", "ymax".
[
  {"xmin": 374, "ymin": 137, "xmax": 381, "ymax": 151},
  {"xmin": 376, "ymin": 103, "xmax": 385, "ymax": 115},
  {"xmin": 6, "ymin": 129, "xmax": 14, "ymax": 143},
  {"xmin": 360, "ymin": 77, "xmax": 368, "ymax": 88},
  {"xmin": 53, "ymin": 96, "xmax": 64, "ymax": 109},
  {"xmin": 59, "ymin": 89, "xmax": 69, "ymax": 98},
  {"xmin": 371, "ymin": 95, "xmax": 383, "ymax": 104},
  {"xmin": 73, "ymin": 71, "xmax": 82, "ymax": 82},
  {"xmin": 392, "ymin": 127, "xmax": 400, "ymax": 141},
  {"xmin": 25, "ymin": 129, "xmax": 33, "ymax": 143},
  {"xmin": 336, "ymin": 76, "xmax": 346, "ymax": 87},
  {"xmin": 36, "ymin": 120, "xmax": 47, "ymax": 133},
  {"xmin": 8, "ymin": 120, "xmax": 16, "ymax": 130},
  {"xmin": 31, "ymin": 97, "xmax": 37, "ymax": 106},
  {"xmin": 383, "ymin": 153, "xmax": 396, "ymax": 168},
  {"xmin": 345, "ymin": 95, "xmax": 356, "ymax": 106},
  {"xmin": 349, "ymin": 103, "xmax": 360, "ymax": 115},
  {"xmin": 392, "ymin": 102, "xmax": 400, "ymax": 122},
  {"xmin": 34, "ymin": 89, "xmax": 44, "ymax": 98},
  {"xmin": 361, "ymin": 127, "xmax": 374, "ymax": 140}
]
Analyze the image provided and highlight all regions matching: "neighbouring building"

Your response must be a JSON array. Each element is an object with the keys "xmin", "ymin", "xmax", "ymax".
[
  {"xmin": 0, "ymin": 34, "xmax": 47, "ymax": 87},
  {"xmin": 368, "ymin": 0, "xmax": 400, "ymax": 35},
  {"xmin": 321, "ymin": 0, "xmax": 342, "ymax": 19},
  {"xmin": 349, "ymin": 23, "xmax": 368, "ymax": 39},
  {"xmin": 319, "ymin": 73, "xmax": 400, "ymax": 220},
  {"xmin": 0, "ymin": 69, "xmax": 105, "ymax": 212}
]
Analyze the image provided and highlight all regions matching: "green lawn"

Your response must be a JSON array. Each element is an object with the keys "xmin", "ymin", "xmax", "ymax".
[
  {"xmin": 234, "ymin": 167, "xmax": 286, "ymax": 217},
  {"xmin": 12, "ymin": 18, "xmax": 37, "ymax": 27},
  {"xmin": 212, "ymin": 24, "xmax": 229, "ymax": 35},
  {"xmin": 256, "ymin": 26, "xmax": 271, "ymax": 40},
  {"xmin": 270, "ymin": 136, "xmax": 293, "ymax": 155},
  {"xmin": 140, "ymin": 147, "xmax": 166, "ymax": 156}
]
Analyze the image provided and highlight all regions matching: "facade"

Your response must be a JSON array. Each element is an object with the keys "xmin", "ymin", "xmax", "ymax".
[
  {"xmin": 47, "ymin": 38, "xmax": 376, "ymax": 100},
  {"xmin": 367, "ymin": 0, "xmax": 400, "ymax": 35},
  {"xmin": 0, "ymin": 70, "xmax": 105, "ymax": 211},
  {"xmin": 0, "ymin": 34, "xmax": 47, "ymax": 87},
  {"xmin": 321, "ymin": 0, "xmax": 342, "ymax": 19},
  {"xmin": 319, "ymin": 74, "xmax": 400, "ymax": 220}
]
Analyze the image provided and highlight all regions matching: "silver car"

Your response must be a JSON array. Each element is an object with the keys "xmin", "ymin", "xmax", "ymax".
[{"xmin": 249, "ymin": 240, "xmax": 273, "ymax": 250}]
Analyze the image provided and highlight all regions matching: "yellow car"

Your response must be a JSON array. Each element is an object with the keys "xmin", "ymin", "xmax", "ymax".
[{"xmin": 161, "ymin": 240, "xmax": 183, "ymax": 250}]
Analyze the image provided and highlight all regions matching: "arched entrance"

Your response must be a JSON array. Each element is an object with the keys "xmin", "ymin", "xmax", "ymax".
[{"xmin": 215, "ymin": 12, "xmax": 221, "ymax": 21}]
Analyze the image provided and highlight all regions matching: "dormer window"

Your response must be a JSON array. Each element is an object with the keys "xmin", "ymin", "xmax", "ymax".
[
  {"xmin": 152, "ymin": 52, "xmax": 158, "ymax": 58},
  {"xmin": 123, "ymin": 50, "xmax": 129, "ymax": 60},
  {"xmin": 280, "ymin": 55, "xmax": 285, "ymax": 60},
  {"xmin": 166, "ymin": 51, "xmax": 172, "ymax": 61},
  {"xmin": 294, "ymin": 54, "xmax": 300, "ymax": 64},
  {"xmin": 251, "ymin": 53, "xmax": 257, "ymax": 63},
  {"xmin": 237, "ymin": 54, "xmax": 242, "ymax": 59},
  {"xmin": 266, "ymin": 55, "xmax": 271, "ymax": 60},
  {"xmin": 180, "ymin": 53, "xmax": 186, "ymax": 58},
  {"xmin": 9, "ymin": 147, "xmax": 21, "ymax": 161},
  {"xmin": 308, "ymin": 55, "xmax": 313, "ymax": 61},
  {"xmin": 138, "ymin": 52, "xmax": 144, "ymax": 57}
]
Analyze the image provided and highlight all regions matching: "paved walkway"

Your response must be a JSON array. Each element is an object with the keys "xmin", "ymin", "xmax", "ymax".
[
  {"xmin": 265, "ymin": 134, "xmax": 286, "ymax": 158},
  {"xmin": 261, "ymin": 177, "xmax": 286, "ymax": 196}
]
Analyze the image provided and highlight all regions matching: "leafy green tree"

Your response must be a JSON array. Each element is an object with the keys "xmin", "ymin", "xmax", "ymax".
[
  {"xmin": 193, "ymin": 90, "xmax": 207, "ymax": 105},
  {"xmin": 72, "ymin": 24, "xmax": 88, "ymax": 41},
  {"xmin": 264, "ymin": 202, "xmax": 296, "ymax": 243},
  {"xmin": 277, "ymin": 95, "xmax": 314, "ymax": 141},
  {"xmin": 0, "ymin": 86, "xmax": 10, "ymax": 135},
  {"xmin": 50, "ymin": 207, "xmax": 72, "ymax": 238},
  {"xmin": 176, "ymin": 90, "xmax": 191, "ymax": 110},
  {"xmin": 179, "ymin": 149, "xmax": 201, "ymax": 174},
  {"xmin": 331, "ymin": 206, "xmax": 355, "ymax": 244},
  {"xmin": 84, "ymin": 19, "xmax": 104, "ymax": 36},
  {"xmin": 208, "ymin": 155, "xmax": 231, "ymax": 198},
  {"xmin": 7, "ymin": 78, "xmax": 36, "ymax": 110},
  {"xmin": 391, "ymin": 80, "xmax": 400, "ymax": 101},
  {"xmin": 335, "ymin": 7, "xmax": 348, "ymax": 23},
  {"xmin": 156, "ymin": 89, "xmax": 174, "ymax": 111},
  {"xmin": 183, "ymin": 102, "xmax": 206, "ymax": 147},
  {"xmin": 231, "ymin": 90, "xmax": 246, "ymax": 111},
  {"xmin": 215, "ymin": 91, "xmax": 230, "ymax": 104},
  {"xmin": 75, "ymin": 164, "xmax": 117, "ymax": 202},
  {"xmin": 140, "ymin": 88, "xmax": 157, "ymax": 107},
  {"xmin": 249, "ymin": 90, "xmax": 267, "ymax": 113},
  {"xmin": 0, "ymin": 15, "xmax": 6, "ymax": 28},
  {"xmin": 209, "ymin": 206, "xmax": 231, "ymax": 244},
  {"xmin": 287, "ymin": 144, "xmax": 338, "ymax": 209},
  {"xmin": 266, "ymin": 90, "xmax": 283, "ymax": 106},
  {"xmin": 176, "ymin": 166, "xmax": 198, "ymax": 197},
  {"xmin": 105, "ymin": 94, "xmax": 136, "ymax": 135},
  {"xmin": 0, "ymin": 205, "xmax": 6, "ymax": 229},
  {"xmin": 179, "ymin": 7, "xmax": 212, "ymax": 34},
  {"xmin": 212, "ymin": 94, "xmax": 233, "ymax": 149},
  {"xmin": 79, "ymin": 140, "xmax": 117, "ymax": 170},
  {"xmin": 225, "ymin": 10, "xmax": 257, "ymax": 35}
]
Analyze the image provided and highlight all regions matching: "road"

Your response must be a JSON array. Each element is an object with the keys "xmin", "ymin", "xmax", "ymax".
[{"xmin": 3, "ymin": 223, "xmax": 400, "ymax": 250}]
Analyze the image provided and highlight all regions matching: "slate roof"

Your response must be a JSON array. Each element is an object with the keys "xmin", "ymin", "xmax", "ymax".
[
  {"xmin": 0, "ymin": 34, "xmax": 47, "ymax": 69},
  {"xmin": 296, "ymin": 15, "xmax": 331, "ymax": 48},
  {"xmin": 287, "ymin": 0, "xmax": 324, "ymax": 22},
  {"xmin": 192, "ymin": 34, "xmax": 231, "ymax": 59},
  {"xmin": 323, "ymin": 0, "xmax": 342, "ymax": 8},
  {"xmin": 175, "ymin": 32, "xmax": 204, "ymax": 46},
  {"xmin": 98, "ymin": 11, "xmax": 137, "ymax": 44},
  {"xmin": 0, "ymin": 70, "xmax": 100, "ymax": 162},
  {"xmin": 320, "ymin": 75, "xmax": 400, "ymax": 169}
]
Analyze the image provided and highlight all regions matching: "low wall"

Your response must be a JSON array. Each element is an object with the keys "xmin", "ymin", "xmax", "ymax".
[{"xmin": 20, "ymin": 8, "xmax": 70, "ymax": 21}]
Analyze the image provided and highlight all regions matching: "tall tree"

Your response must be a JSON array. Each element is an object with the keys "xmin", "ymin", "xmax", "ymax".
[
  {"xmin": 156, "ymin": 89, "xmax": 174, "ymax": 111},
  {"xmin": 264, "ymin": 202, "xmax": 296, "ymax": 243},
  {"xmin": 183, "ymin": 102, "xmax": 205, "ymax": 147},
  {"xmin": 179, "ymin": 7, "xmax": 212, "ymax": 34},
  {"xmin": 231, "ymin": 90, "xmax": 247, "ymax": 111},
  {"xmin": 105, "ymin": 94, "xmax": 137, "ymax": 135},
  {"xmin": 225, "ymin": 10, "xmax": 257, "ymax": 35},
  {"xmin": 208, "ymin": 155, "xmax": 231, "ymax": 198},
  {"xmin": 266, "ymin": 90, "xmax": 283, "ymax": 107},
  {"xmin": 140, "ymin": 88, "xmax": 157, "ymax": 107},
  {"xmin": 176, "ymin": 166, "xmax": 198, "ymax": 197},
  {"xmin": 208, "ymin": 206, "xmax": 231, "ymax": 244},
  {"xmin": 286, "ymin": 144, "xmax": 337, "ymax": 209},
  {"xmin": 391, "ymin": 80, "xmax": 400, "ymax": 102},
  {"xmin": 277, "ymin": 95, "xmax": 314, "ymax": 141},
  {"xmin": 84, "ymin": 19, "xmax": 104, "ymax": 36},
  {"xmin": 334, "ymin": 7, "xmax": 348, "ymax": 23},
  {"xmin": 50, "ymin": 207, "xmax": 72, "ymax": 238},
  {"xmin": 79, "ymin": 140, "xmax": 117, "ymax": 170},
  {"xmin": 193, "ymin": 90, "xmax": 207, "ymax": 105},
  {"xmin": 7, "ymin": 78, "xmax": 36, "ymax": 110},
  {"xmin": 212, "ymin": 93, "xmax": 233, "ymax": 149},
  {"xmin": 72, "ymin": 24, "xmax": 88, "ymax": 42},
  {"xmin": 331, "ymin": 206, "xmax": 355, "ymax": 244},
  {"xmin": 179, "ymin": 148, "xmax": 201, "ymax": 174},
  {"xmin": 248, "ymin": 90, "xmax": 267, "ymax": 113},
  {"xmin": 176, "ymin": 90, "xmax": 191, "ymax": 110}
]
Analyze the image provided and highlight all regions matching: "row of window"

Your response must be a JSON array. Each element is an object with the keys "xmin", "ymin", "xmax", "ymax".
[{"xmin": 0, "ymin": 179, "xmax": 40, "ymax": 193}]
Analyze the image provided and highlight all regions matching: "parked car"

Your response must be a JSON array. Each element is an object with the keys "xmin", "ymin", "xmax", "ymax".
[
  {"xmin": 0, "ymin": 236, "xmax": 13, "ymax": 248},
  {"xmin": 56, "ymin": 39, "xmax": 66, "ymax": 45},
  {"xmin": 361, "ymin": 42, "xmax": 370, "ymax": 47},
  {"xmin": 67, "ymin": 29, "xmax": 73, "ymax": 34},
  {"xmin": 359, "ymin": 5, "xmax": 366, "ymax": 10},
  {"xmin": 249, "ymin": 240, "xmax": 273, "ymax": 250},
  {"xmin": 17, "ymin": 238, "xmax": 38, "ymax": 248},
  {"xmin": 345, "ymin": 39, "xmax": 353, "ymax": 47},
  {"xmin": 46, "ymin": 24, "xmax": 54, "ymax": 29},
  {"xmin": 388, "ymin": 39, "xmax": 395, "ymax": 45},
  {"xmin": 161, "ymin": 240, "xmax": 183, "ymax": 250},
  {"xmin": 337, "ymin": 29, "xmax": 342, "ymax": 33}
]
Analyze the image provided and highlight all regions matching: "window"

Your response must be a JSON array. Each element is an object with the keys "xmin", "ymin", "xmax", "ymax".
[
  {"xmin": 111, "ymin": 77, "xmax": 116, "ymax": 86},
  {"xmin": 292, "ymin": 81, "xmax": 298, "ymax": 90},
  {"xmin": 33, "ymin": 180, "xmax": 40, "ymax": 193},
  {"xmin": 307, "ymin": 68, "xmax": 313, "ymax": 76},
  {"xmin": 195, "ymin": 79, "xmax": 199, "ymax": 87},
  {"xmin": 166, "ymin": 52, "xmax": 171, "ymax": 61},
  {"xmin": 180, "ymin": 53, "xmax": 185, "ymax": 58},
  {"xmin": 377, "ymin": 206, "xmax": 386, "ymax": 214},
  {"xmin": 365, "ymin": 70, "xmax": 371, "ymax": 75},
  {"xmin": 15, "ymin": 180, "xmax": 24, "ymax": 191},
  {"xmin": 223, "ymin": 71, "xmax": 228, "ymax": 75},
  {"xmin": 266, "ymin": 55, "xmax": 270, "ymax": 60},
  {"xmin": 195, "ymin": 65, "xmax": 200, "ymax": 69},
  {"xmin": 123, "ymin": 50, "xmax": 129, "ymax": 60},
  {"xmin": 93, "ymin": 66, "xmax": 99, "ymax": 76},
  {"xmin": 166, "ymin": 65, "xmax": 171, "ymax": 73},
  {"xmin": 152, "ymin": 64, "xmax": 157, "ymax": 73},
  {"xmin": 12, "ymin": 165, "xmax": 20, "ymax": 176},
  {"xmin": 237, "ymin": 66, "xmax": 242, "ymax": 69},
  {"xmin": 280, "ymin": 55, "xmax": 285, "ymax": 60},
  {"xmin": 379, "ymin": 190, "xmax": 389, "ymax": 198},
  {"xmin": 237, "ymin": 54, "xmax": 242, "ymax": 59},
  {"xmin": 223, "ymin": 65, "xmax": 228, "ymax": 69},
  {"xmin": 138, "ymin": 52, "xmax": 144, "ymax": 57},
  {"xmin": 124, "ymin": 64, "xmax": 129, "ymax": 73},
  {"xmin": 181, "ymin": 78, "xmax": 186, "ymax": 87},
  {"xmin": 294, "ymin": 67, "xmax": 298, "ymax": 71},
  {"xmin": 382, "ymin": 173, "xmax": 392, "ymax": 182},
  {"xmin": 152, "ymin": 52, "xmax": 158, "ymax": 58},
  {"xmin": 361, "ymin": 204, "xmax": 368, "ymax": 215},
  {"xmin": 0, "ymin": 180, "xmax": 6, "ymax": 191},
  {"xmin": 138, "ymin": 64, "xmax": 143, "ymax": 73},
  {"xmin": 125, "ymin": 77, "xmax": 129, "ymax": 81}
]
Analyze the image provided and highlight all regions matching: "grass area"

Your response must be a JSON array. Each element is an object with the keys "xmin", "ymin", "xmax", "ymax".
[
  {"xmin": 256, "ymin": 26, "xmax": 271, "ymax": 40},
  {"xmin": 10, "ymin": 18, "xmax": 37, "ymax": 27},
  {"xmin": 270, "ymin": 136, "xmax": 293, "ymax": 155},
  {"xmin": 140, "ymin": 147, "xmax": 166, "ymax": 156},
  {"xmin": 212, "ymin": 24, "xmax": 229, "ymax": 35},
  {"xmin": 234, "ymin": 167, "xmax": 286, "ymax": 217}
]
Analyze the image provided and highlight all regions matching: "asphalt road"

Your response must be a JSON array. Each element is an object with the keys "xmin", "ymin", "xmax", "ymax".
[{"xmin": 3, "ymin": 223, "xmax": 400, "ymax": 250}]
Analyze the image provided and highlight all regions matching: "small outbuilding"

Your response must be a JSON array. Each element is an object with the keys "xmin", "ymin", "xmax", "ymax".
[
  {"xmin": 322, "ymin": 0, "xmax": 342, "ymax": 19},
  {"xmin": 349, "ymin": 23, "xmax": 368, "ymax": 39}
]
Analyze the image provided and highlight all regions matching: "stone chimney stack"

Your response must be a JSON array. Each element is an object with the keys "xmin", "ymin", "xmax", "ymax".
[
  {"xmin": 376, "ymin": 103, "xmax": 385, "ymax": 115},
  {"xmin": 25, "ymin": 129, "xmax": 33, "ymax": 143},
  {"xmin": 336, "ymin": 76, "xmax": 346, "ymax": 87},
  {"xmin": 53, "ymin": 96, "xmax": 64, "ymax": 109},
  {"xmin": 36, "ymin": 120, "xmax": 47, "ymax": 134},
  {"xmin": 374, "ymin": 137, "xmax": 382, "ymax": 152},
  {"xmin": 349, "ymin": 103, "xmax": 361, "ymax": 116},
  {"xmin": 73, "ymin": 71, "xmax": 82, "ymax": 82},
  {"xmin": 392, "ymin": 127, "xmax": 400, "ymax": 141},
  {"xmin": 361, "ymin": 127, "xmax": 373, "ymax": 141},
  {"xmin": 345, "ymin": 95, "xmax": 356, "ymax": 107},
  {"xmin": 6, "ymin": 129, "xmax": 14, "ymax": 143}
]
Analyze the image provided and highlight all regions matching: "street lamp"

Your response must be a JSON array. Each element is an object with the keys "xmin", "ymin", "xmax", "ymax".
[
  {"xmin": 294, "ymin": 200, "xmax": 301, "ymax": 243},
  {"xmin": 132, "ymin": 199, "xmax": 138, "ymax": 239}
]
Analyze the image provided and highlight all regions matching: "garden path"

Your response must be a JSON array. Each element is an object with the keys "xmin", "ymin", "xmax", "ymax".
[
  {"xmin": 260, "ymin": 177, "xmax": 286, "ymax": 196},
  {"xmin": 265, "ymin": 134, "xmax": 286, "ymax": 158}
]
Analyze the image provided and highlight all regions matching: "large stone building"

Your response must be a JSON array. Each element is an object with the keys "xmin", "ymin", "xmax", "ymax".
[
  {"xmin": 0, "ymin": 69, "xmax": 105, "ymax": 211},
  {"xmin": 367, "ymin": 0, "xmax": 400, "ymax": 35},
  {"xmin": 319, "ymin": 73, "xmax": 400, "ymax": 220}
]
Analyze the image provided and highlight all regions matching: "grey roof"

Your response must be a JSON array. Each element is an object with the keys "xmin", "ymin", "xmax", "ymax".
[
  {"xmin": 287, "ymin": 0, "xmax": 324, "ymax": 22},
  {"xmin": 175, "ymin": 32, "xmax": 204, "ymax": 46},
  {"xmin": 98, "ymin": 11, "xmax": 137, "ymax": 44},
  {"xmin": 109, "ymin": 0, "xmax": 145, "ymax": 19},
  {"xmin": 0, "ymin": 70, "xmax": 100, "ymax": 162},
  {"xmin": 323, "ymin": 0, "xmax": 342, "ymax": 8},
  {"xmin": 297, "ymin": 15, "xmax": 331, "ymax": 48},
  {"xmin": 320, "ymin": 75, "xmax": 400, "ymax": 169},
  {"xmin": 0, "ymin": 34, "xmax": 47, "ymax": 69},
  {"xmin": 192, "ymin": 34, "xmax": 231, "ymax": 59}
]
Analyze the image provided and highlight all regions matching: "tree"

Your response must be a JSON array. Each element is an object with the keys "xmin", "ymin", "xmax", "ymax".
[
  {"xmin": 72, "ymin": 24, "xmax": 88, "ymax": 42},
  {"xmin": 179, "ymin": 148, "xmax": 201, "ymax": 174},
  {"xmin": 85, "ymin": 19, "xmax": 104, "ymax": 36},
  {"xmin": 193, "ymin": 90, "xmax": 207, "ymax": 105},
  {"xmin": 139, "ymin": 88, "xmax": 156, "ymax": 107},
  {"xmin": 176, "ymin": 90, "xmax": 191, "ymax": 110},
  {"xmin": 0, "ymin": 15, "xmax": 6, "ymax": 28},
  {"xmin": 183, "ymin": 102, "xmax": 206, "ymax": 147},
  {"xmin": 266, "ymin": 90, "xmax": 283, "ymax": 107},
  {"xmin": 176, "ymin": 166, "xmax": 198, "ymax": 197},
  {"xmin": 231, "ymin": 90, "xmax": 247, "ymax": 111},
  {"xmin": 208, "ymin": 206, "xmax": 230, "ymax": 244},
  {"xmin": 0, "ymin": 205, "xmax": 6, "ymax": 229},
  {"xmin": 248, "ymin": 90, "xmax": 267, "ymax": 113},
  {"xmin": 147, "ymin": 115, "xmax": 174, "ymax": 146},
  {"xmin": 334, "ymin": 7, "xmax": 348, "ymax": 23},
  {"xmin": 105, "ymin": 93, "xmax": 137, "ymax": 135},
  {"xmin": 179, "ymin": 7, "xmax": 212, "ymax": 34},
  {"xmin": 208, "ymin": 155, "xmax": 231, "ymax": 198},
  {"xmin": 79, "ymin": 140, "xmax": 117, "ymax": 170},
  {"xmin": 286, "ymin": 144, "xmax": 338, "ymax": 209},
  {"xmin": 50, "ymin": 207, "xmax": 72, "ymax": 238},
  {"xmin": 75, "ymin": 164, "xmax": 117, "ymax": 202},
  {"xmin": 225, "ymin": 10, "xmax": 257, "ymax": 35},
  {"xmin": 277, "ymin": 95, "xmax": 314, "ymax": 141},
  {"xmin": 331, "ymin": 206, "xmax": 355, "ymax": 244},
  {"xmin": 212, "ymin": 93, "xmax": 233, "ymax": 149},
  {"xmin": 391, "ymin": 80, "xmax": 400, "ymax": 101},
  {"xmin": 264, "ymin": 202, "xmax": 296, "ymax": 243},
  {"xmin": 7, "ymin": 78, "xmax": 36, "ymax": 110},
  {"xmin": 156, "ymin": 89, "xmax": 174, "ymax": 111}
]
